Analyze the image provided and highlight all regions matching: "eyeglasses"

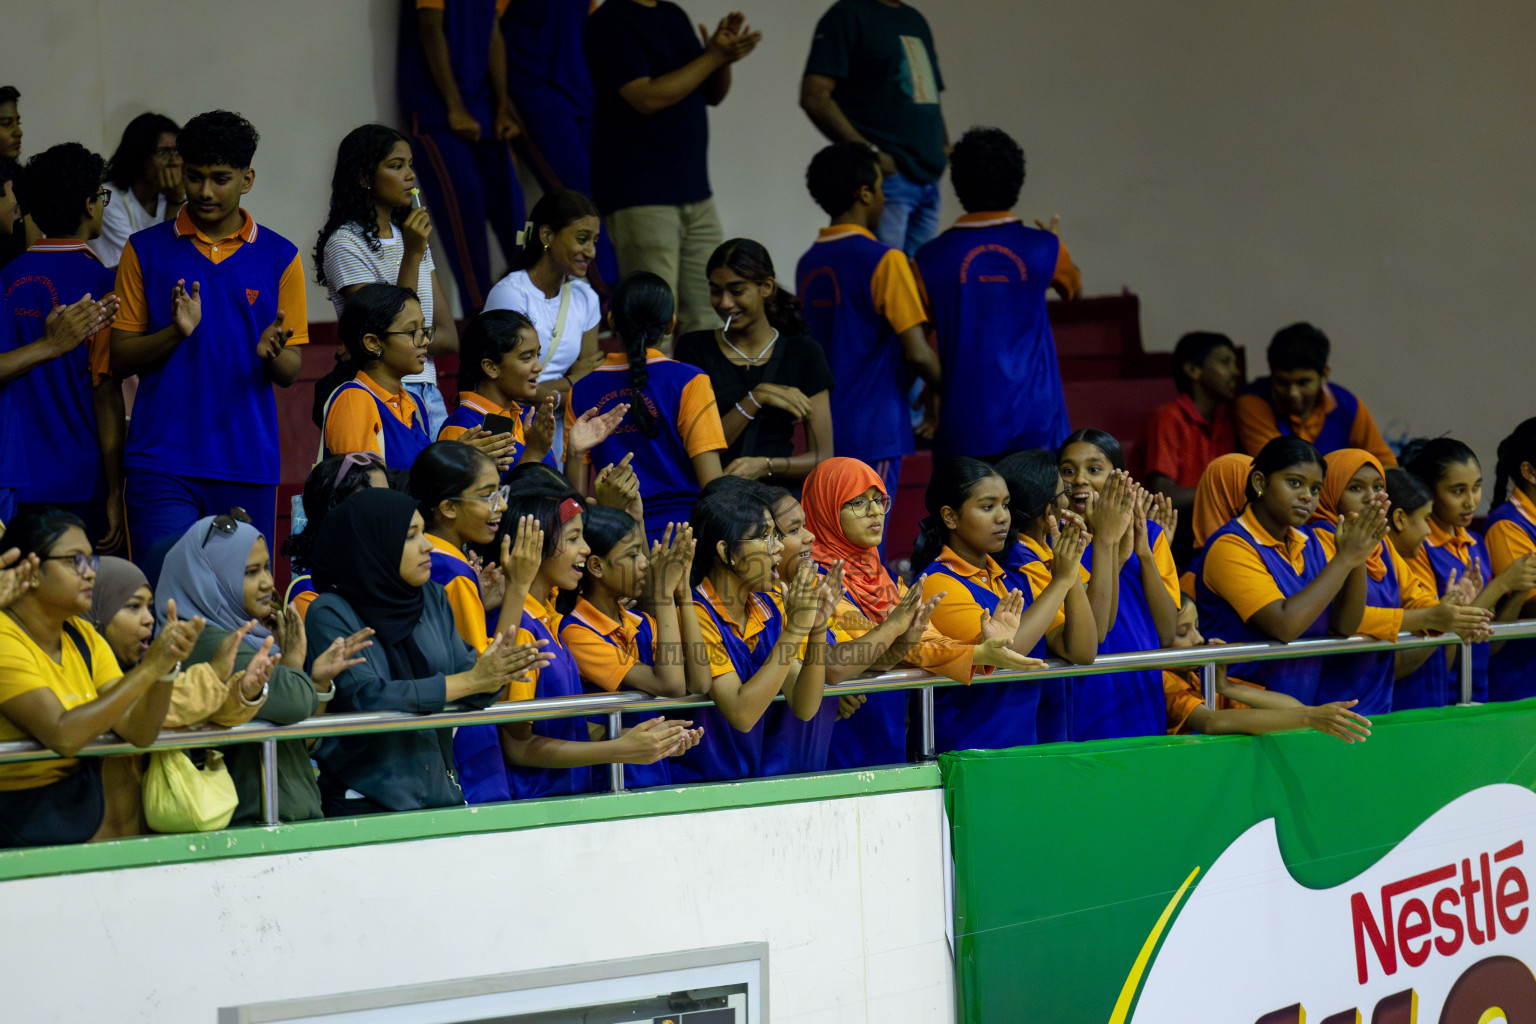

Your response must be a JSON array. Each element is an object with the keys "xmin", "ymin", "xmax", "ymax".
[
  {"xmin": 43, "ymin": 552, "xmax": 98, "ymax": 576},
  {"xmin": 333, "ymin": 450, "xmax": 385, "ymax": 490},
  {"xmin": 95, "ymin": 188, "xmax": 112, "ymax": 207},
  {"xmin": 152, "ymin": 147, "xmax": 178, "ymax": 160},
  {"xmin": 384, "ymin": 327, "xmax": 433, "ymax": 344},
  {"xmin": 203, "ymin": 507, "xmax": 253, "ymax": 547},
  {"xmin": 841, "ymin": 495, "xmax": 892, "ymax": 518},
  {"xmin": 455, "ymin": 487, "xmax": 509, "ymax": 513}
]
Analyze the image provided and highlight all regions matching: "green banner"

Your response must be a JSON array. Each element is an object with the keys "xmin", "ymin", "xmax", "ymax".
[{"xmin": 942, "ymin": 700, "xmax": 1536, "ymax": 1023}]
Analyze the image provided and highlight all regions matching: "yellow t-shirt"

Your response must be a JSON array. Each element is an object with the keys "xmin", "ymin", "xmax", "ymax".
[{"xmin": 0, "ymin": 615, "xmax": 122, "ymax": 790}]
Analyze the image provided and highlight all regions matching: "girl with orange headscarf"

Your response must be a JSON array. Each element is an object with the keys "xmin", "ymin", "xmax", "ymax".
[
  {"xmin": 1308, "ymin": 449, "xmax": 1488, "ymax": 715},
  {"xmin": 800, "ymin": 457, "xmax": 1044, "ymax": 768}
]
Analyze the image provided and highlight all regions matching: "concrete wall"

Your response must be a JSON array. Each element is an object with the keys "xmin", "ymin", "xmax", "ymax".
[
  {"xmin": 0, "ymin": 788, "xmax": 953, "ymax": 1023},
  {"xmin": 9, "ymin": 0, "xmax": 1532, "ymax": 470}
]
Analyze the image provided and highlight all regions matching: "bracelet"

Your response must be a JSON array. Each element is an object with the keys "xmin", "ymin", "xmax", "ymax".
[
  {"xmin": 239, "ymin": 681, "xmax": 270, "ymax": 708},
  {"xmin": 735, "ymin": 402, "xmax": 756, "ymax": 421},
  {"xmin": 158, "ymin": 661, "xmax": 181, "ymax": 683},
  {"xmin": 563, "ymin": 371, "xmax": 574, "ymax": 387},
  {"xmin": 314, "ymin": 680, "xmax": 336, "ymax": 703},
  {"xmin": 763, "ymin": 457, "xmax": 773, "ymax": 477}
]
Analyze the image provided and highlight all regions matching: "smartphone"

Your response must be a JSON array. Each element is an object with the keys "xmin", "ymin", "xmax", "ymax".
[{"xmin": 483, "ymin": 413, "xmax": 519, "ymax": 437}]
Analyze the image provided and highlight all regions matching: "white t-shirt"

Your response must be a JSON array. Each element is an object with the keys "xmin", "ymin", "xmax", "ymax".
[
  {"xmin": 89, "ymin": 185, "xmax": 170, "ymax": 267},
  {"xmin": 482, "ymin": 269, "xmax": 601, "ymax": 381},
  {"xmin": 322, "ymin": 221, "xmax": 439, "ymax": 386}
]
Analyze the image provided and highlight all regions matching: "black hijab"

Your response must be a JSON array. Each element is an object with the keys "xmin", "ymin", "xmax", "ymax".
[{"xmin": 311, "ymin": 488, "xmax": 429, "ymax": 677}]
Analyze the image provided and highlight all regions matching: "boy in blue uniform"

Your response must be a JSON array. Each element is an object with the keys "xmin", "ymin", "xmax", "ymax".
[
  {"xmin": 913, "ymin": 127, "xmax": 1079, "ymax": 463},
  {"xmin": 2, "ymin": 144, "xmax": 125, "ymax": 548},
  {"xmin": 796, "ymin": 142, "xmax": 940, "ymax": 499},
  {"xmin": 398, "ymin": 0, "xmax": 525, "ymax": 312},
  {"xmin": 111, "ymin": 110, "xmax": 307, "ymax": 557},
  {"xmin": 1233, "ymin": 322, "xmax": 1396, "ymax": 465}
]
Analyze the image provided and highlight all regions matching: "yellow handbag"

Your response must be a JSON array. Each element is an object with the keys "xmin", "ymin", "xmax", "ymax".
[{"xmin": 143, "ymin": 749, "xmax": 238, "ymax": 833}]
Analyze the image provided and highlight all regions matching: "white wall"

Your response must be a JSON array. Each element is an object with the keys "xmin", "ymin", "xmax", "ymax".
[
  {"xmin": 0, "ymin": 790, "xmax": 954, "ymax": 1024},
  {"xmin": 9, "ymin": 0, "xmax": 1533, "ymax": 468}
]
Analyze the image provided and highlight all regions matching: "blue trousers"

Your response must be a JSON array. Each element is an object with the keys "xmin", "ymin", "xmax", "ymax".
[
  {"xmin": 408, "ymin": 115, "xmax": 526, "ymax": 313},
  {"xmin": 878, "ymin": 172, "xmax": 942, "ymax": 257},
  {"xmin": 126, "ymin": 468, "xmax": 277, "ymax": 569}
]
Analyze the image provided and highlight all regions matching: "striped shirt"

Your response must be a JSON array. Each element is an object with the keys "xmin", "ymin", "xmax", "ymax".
[{"xmin": 322, "ymin": 221, "xmax": 437, "ymax": 386}]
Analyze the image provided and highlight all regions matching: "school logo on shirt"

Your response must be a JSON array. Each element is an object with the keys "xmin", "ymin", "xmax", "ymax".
[
  {"xmin": 959, "ymin": 244, "xmax": 1030, "ymax": 285},
  {"xmin": 246, "ymin": 289, "xmax": 259, "ymax": 306}
]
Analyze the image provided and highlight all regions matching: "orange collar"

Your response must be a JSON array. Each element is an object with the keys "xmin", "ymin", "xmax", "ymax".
[
  {"xmin": 27, "ymin": 238, "xmax": 100, "ymax": 260},
  {"xmin": 1426, "ymin": 515, "xmax": 1475, "ymax": 559},
  {"xmin": 568, "ymin": 596, "xmax": 645, "ymax": 641},
  {"xmin": 1278, "ymin": 382, "xmax": 1339, "ymax": 432},
  {"xmin": 601, "ymin": 347, "xmax": 664, "ymax": 367},
  {"xmin": 174, "ymin": 206, "xmax": 257, "ymax": 244},
  {"xmin": 1235, "ymin": 507, "xmax": 1308, "ymax": 562},
  {"xmin": 356, "ymin": 370, "xmax": 417, "ymax": 414},
  {"xmin": 935, "ymin": 545, "xmax": 1007, "ymax": 589},
  {"xmin": 816, "ymin": 224, "xmax": 877, "ymax": 243},
  {"xmin": 426, "ymin": 533, "xmax": 470, "ymax": 566},
  {"xmin": 953, "ymin": 210, "xmax": 1020, "ymax": 228},
  {"xmin": 1017, "ymin": 532, "xmax": 1051, "ymax": 562},
  {"xmin": 523, "ymin": 590, "xmax": 562, "ymax": 633},
  {"xmin": 697, "ymin": 576, "xmax": 776, "ymax": 642},
  {"xmin": 1511, "ymin": 488, "xmax": 1536, "ymax": 528},
  {"xmin": 459, "ymin": 392, "xmax": 514, "ymax": 417}
]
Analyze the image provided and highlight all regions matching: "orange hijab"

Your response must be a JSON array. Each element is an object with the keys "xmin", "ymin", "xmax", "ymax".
[
  {"xmin": 802, "ymin": 457, "xmax": 902, "ymax": 621},
  {"xmin": 1316, "ymin": 447, "xmax": 1388, "ymax": 581},
  {"xmin": 1193, "ymin": 453, "xmax": 1254, "ymax": 549}
]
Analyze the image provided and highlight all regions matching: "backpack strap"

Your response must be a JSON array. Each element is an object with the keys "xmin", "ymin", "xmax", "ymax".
[{"xmin": 61, "ymin": 621, "xmax": 93, "ymax": 676}]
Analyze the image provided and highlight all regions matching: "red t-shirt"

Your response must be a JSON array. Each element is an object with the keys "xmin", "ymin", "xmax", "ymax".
[{"xmin": 1144, "ymin": 393, "xmax": 1236, "ymax": 489}]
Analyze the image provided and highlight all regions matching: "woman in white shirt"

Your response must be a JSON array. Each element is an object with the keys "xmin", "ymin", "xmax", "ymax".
[
  {"xmin": 91, "ymin": 113, "xmax": 182, "ymax": 268},
  {"xmin": 316, "ymin": 124, "xmax": 459, "ymax": 439},
  {"xmin": 483, "ymin": 189, "xmax": 606, "ymax": 418}
]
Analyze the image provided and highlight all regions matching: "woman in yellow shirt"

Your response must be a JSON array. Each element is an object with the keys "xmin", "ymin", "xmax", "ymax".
[{"xmin": 0, "ymin": 509, "xmax": 199, "ymax": 847}]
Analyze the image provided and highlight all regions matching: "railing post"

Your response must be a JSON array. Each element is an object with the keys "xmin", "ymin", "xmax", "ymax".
[
  {"xmin": 1459, "ymin": 640, "xmax": 1475, "ymax": 704},
  {"xmin": 1201, "ymin": 661, "xmax": 1218, "ymax": 709},
  {"xmin": 607, "ymin": 711, "xmax": 626, "ymax": 793},
  {"xmin": 260, "ymin": 738, "xmax": 279, "ymax": 825},
  {"xmin": 919, "ymin": 685, "xmax": 936, "ymax": 760}
]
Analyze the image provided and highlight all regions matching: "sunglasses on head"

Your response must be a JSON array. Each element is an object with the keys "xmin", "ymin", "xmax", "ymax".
[
  {"xmin": 203, "ymin": 507, "xmax": 253, "ymax": 547},
  {"xmin": 334, "ymin": 451, "xmax": 385, "ymax": 490}
]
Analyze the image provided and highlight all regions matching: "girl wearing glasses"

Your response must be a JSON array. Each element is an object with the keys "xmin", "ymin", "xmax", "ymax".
[
  {"xmin": 411, "ymin": 441, "xmax": 543, "ymax": 653},
  {"xmin": 0, "ymin": 509, "xmax": 199, "ymax": 847},
  {"xmin": 316, "ymin": 124, "xmax": 458, "ymax": 438},
  {"xmin": 157, "ymin": 514, "xmax": 373, "ymax": 824},
  {"xmin": 282, "ymin": 452, "xmax": 390, "ymax": 621},
  {"xmin": 796, "ymin": 458, "xmax": 1049, "ymax": 767},
  {"xmin": 322, "ymin": 284, "xmax": 432, "ymax": 472}
]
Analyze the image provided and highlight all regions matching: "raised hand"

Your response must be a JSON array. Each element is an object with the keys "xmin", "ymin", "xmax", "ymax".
[
  {"xmin": 150, "ymin": 599, "xmax": 205, "ymax": 676},
  {"xmin": 1051, "ymin": 514, "xmax": 1088, "ymax": 580},
  {"xmin": 1091, "ymin": 469, "xmax": 1135, "ymax": 548},
  {"xmin": 810, "ymin": 561, "xmax": 846, "ymax": 634},
  {"xmin": 209, "ymin": 620, "xmax": 259, "ymax": 681},
  {"xmin": 236, "ymin": 635, "xmax": 277, "ymax": 703},
  {"xmin": 646, "ymin": 525, "xmax": 693, "ymax": 607},
  {"xmin": 979, "ymin": 588, "xmax": 1023, "ymax": 641},
  {"xmin": 156, "ymin": 163, "xmax": 185, "ymax": 203},
  {"xmin": 1149, "ymin": 492, "xmax": 1178, "ymax": 537},
  {"xmin": 400, "ymin": 207, "xmax": 432, "ymax": 257},
  {"xmin": 0, "ymin": 548, "xmax": 40, "ymax": 610},
  {"xmin": 525, "ymin": 396, "xmax": 557, "ymax": 455},
  {"xmin": 469, "ymin": 633, "xmax": 553, "ymax": 694},
  {"xmin": 1303, "ymin": 699, "xmax": 1372, "ymax": 743},
  {"xmin": 499, "ymin": 514, "xmax": 546, "ymax": 595},
  {"xmin": 169, "ymin": 279, "xmax": 202, "ymax": 338},
  {"xmin": 592, "ymin": 452, "xmax": 642, "ymax": 520},
  {"xmin": 1491, "ymin": 553, "xmax": 1536, "ymax": 601},
  {"xmin": 456, "ymin": 426, "xmax": 519, "ymax": 471},
  {"xmin": 256, "ymin": 309, "xmax": 293, "ymax": 361},
  {"xmin": 1336, "ymin": 495, "xmax": 1388, "ymax": 567},
  {"xmin": 310, "ymin": 628, "xmax": 375, "ymax": 688},
  {"xmin": 784, "ymin": 560, "xmax": 822, "ymax": 632},
  {"xmin": 569, "ymin": 402, "xmax": 630, "ymax": 457},
  {"xmin": 43, "ymin": 293, "xmax": 116, "ymax": 355},
  {"xmin": 902, "ymin": 593, "xmax": 943, "ymax": 645}
]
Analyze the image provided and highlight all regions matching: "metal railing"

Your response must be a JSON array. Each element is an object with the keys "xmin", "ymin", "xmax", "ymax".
[{"xmin": 2, "ymin": 621, "xmax": 1532, "ymax": 825}]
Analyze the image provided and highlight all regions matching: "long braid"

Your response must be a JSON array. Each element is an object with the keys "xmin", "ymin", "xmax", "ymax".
[{"xmin": 611, "ymin": 272, "xmax": 674, "ymax": 440}]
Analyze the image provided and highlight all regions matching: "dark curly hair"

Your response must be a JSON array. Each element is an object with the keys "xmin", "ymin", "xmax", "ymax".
[
  {"xmin": 1267, "ymin": 322, "xmax": 1330, "ymax": 374},
  {"xmin": 508, "ymin": 187, "xmax": 600, "ymax": 273},
  {"xmin": 706, "ymin": 238, "xmax": 808, "ymax": 336},
  {"xmin": 950, "ymin": 126, "xmax": 1025, "ymax": 213},
  {"xmin": 21, "ymin": 143, "xmax": 104, "ymax": 238},
  {"xmin": 103, "ymin": 113, "xmax": 179, "ymax": 191},
  {"xmin": 806, "ymin": 142, "xmax": 880, "ymax": 218},
  {"xmin": 177, "ymin": 110, "xmax": 258, "ymax": 169},
  {"xmin": 315, "ymin": 124, "xmax": 411, "ymax": 286}
]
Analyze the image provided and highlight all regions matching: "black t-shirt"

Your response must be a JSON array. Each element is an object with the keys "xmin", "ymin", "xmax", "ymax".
[
  {"xmin": 584, "ymin": 0, "xmax": 711, "ymax": 212},
  {"xmin": 674, "ymin": 329, "xmax": 835, "ymax": 465},
  {"xmin": 805, "ymin": 0, "xmax": 947, "ymax": 184}
]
